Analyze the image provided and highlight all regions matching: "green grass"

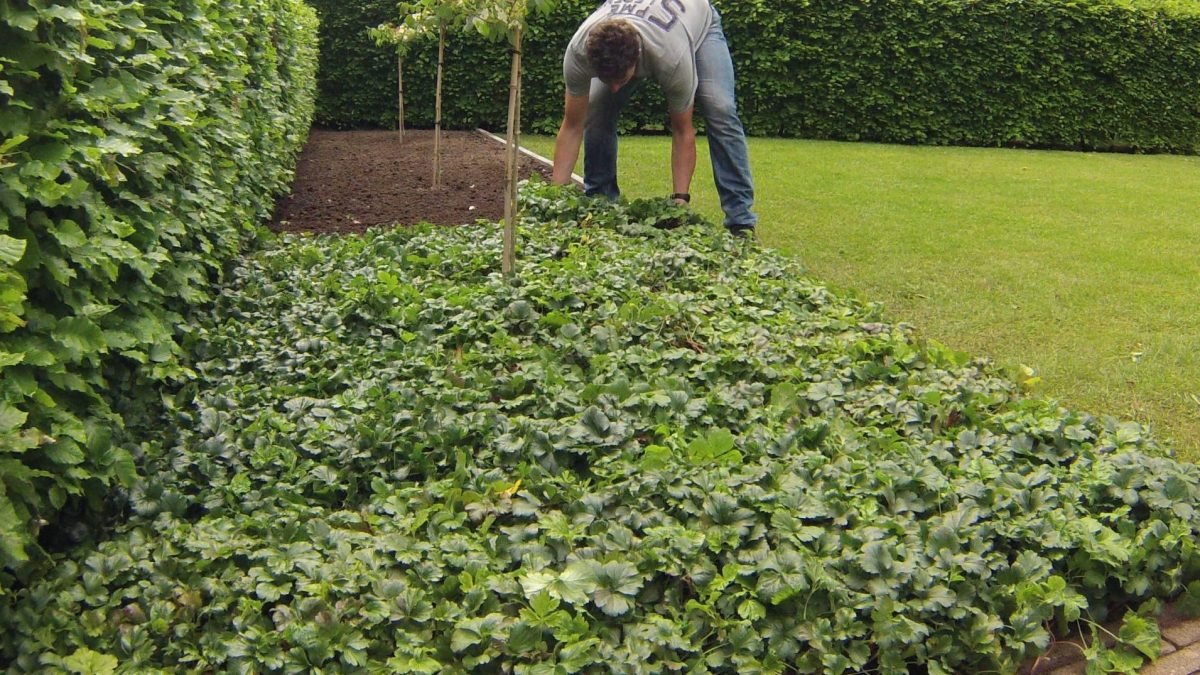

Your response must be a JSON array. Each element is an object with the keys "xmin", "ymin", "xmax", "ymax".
[{"xmin": 521, "ymin": 134, "xmax": 1200, "ymax": 461}]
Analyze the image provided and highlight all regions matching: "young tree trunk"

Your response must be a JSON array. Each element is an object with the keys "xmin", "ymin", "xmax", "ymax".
[
  {"xmin": 502, "ymin": 27, "xmax": 523, "ymax": 277},
  {"xmin": 397, "ymin": 54, "xmax": 405, "ymax": 143},
  {"xmin": 433, "ymin": 24, "xmax": 446, "ymax": 189}
]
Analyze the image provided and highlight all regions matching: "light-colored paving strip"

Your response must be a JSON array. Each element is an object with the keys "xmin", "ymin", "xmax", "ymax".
[
  {"xmin": 1027, "ymin": 605, "xmax": 1200, "ymax": 675},
  {"xmin": 1140, "ymin": 642, "xmax": 1200, "ymax": 675},
  {"xmin": 475, "ymin": 128, "xmax": 584, "ymax": 187},
  {"xmin": 1163, "ymin": 618, "xmax": 1200, "ymax": 650}
]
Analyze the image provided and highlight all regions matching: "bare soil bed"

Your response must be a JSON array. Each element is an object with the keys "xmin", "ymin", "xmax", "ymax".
[{"xmin": 270, "ymin": 129, "xmax": 553, "ymax": 235}]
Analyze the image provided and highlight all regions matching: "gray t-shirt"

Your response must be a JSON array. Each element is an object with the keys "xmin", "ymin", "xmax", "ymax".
[{"xmin": 563, "ymin": 0, "xmax": 714, "ymax": 114}]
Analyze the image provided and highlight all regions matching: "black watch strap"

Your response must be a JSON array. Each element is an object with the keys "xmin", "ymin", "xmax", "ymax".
[{"xmin": 671, "ymin": 192, "xmax": 691, "ymax": 202}]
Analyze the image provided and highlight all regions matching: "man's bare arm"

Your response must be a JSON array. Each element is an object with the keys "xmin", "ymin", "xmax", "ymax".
[
  {"xmin": 668, "ymin": 107, "xmax": 696, "ymax": 200},
  {"xmin": 552, "ymin": 93, "xmax": 589, "ymax": 185}
]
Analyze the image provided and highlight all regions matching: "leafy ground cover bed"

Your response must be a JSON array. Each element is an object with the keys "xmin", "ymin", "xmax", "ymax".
[
  {"xmin": 2, "ymin": 183, "xmax": 1198, "ymax": 673},
  {"xmin": 269, "ymin": 129, "xmax": 552, "ymax": 233}
]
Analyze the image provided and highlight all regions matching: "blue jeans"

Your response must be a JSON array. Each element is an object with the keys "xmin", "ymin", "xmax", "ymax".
[{"xmin": 583, "ymin": 8, "xmax": 758, "ymax": 229}]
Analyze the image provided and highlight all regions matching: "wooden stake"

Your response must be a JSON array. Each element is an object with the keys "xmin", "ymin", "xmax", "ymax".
[
  {"xmin": 433, "ymin": 24, "xmax": 446, "ymax": 189},
  {"xmin": 397, "ymin": 54, "xmax": 405, "ymax": 143},
  {"xmin": 502, "ymin": 27, "xmax": 523, "ymax": 277}
]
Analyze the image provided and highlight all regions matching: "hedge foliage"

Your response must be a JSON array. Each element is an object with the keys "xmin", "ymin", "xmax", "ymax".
[
  {"xmin": 0, "ymin": 0, "xmax": 319, "ymax": 582},
  {"xmin": 313, "ymin": 0, "xmax": 1200, "ymax": 152}
]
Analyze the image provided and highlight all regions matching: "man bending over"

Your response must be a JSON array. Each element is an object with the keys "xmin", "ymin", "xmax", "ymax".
[{"xmin": 551, "ymin": 0, "xmax": 759, "ymax": 238}]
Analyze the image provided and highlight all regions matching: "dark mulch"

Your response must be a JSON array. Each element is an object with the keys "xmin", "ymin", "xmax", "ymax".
[{"xmin": 270, "ymin": 129, "xmax": 554, "ymax": 235}]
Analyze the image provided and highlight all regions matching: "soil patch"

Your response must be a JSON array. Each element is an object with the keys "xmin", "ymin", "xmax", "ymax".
[{"xmin": 270, "ymin": 129, "xmax": 553, "ymax": 235}]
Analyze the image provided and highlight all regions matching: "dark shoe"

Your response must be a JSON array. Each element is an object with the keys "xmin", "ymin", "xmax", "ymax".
[{"xmin": 727, "ymin": 224, "xmax": 756, "ymax": 239}]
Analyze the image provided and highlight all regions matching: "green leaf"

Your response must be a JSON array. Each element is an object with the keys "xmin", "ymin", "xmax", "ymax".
[
  {"xmin": 49, "ymin": 220, "xmax": 87, "ymax": 249},
  {"xmin": 506, "ymin": 621, "xmax": 544, "ymax": 653},
  {"xmin": 1039, "ymin": 575, "xmax": 1088, "ymax": 623},
  {"xmin": 4, "ymin": 9, "xmax": 38, "ymax": 31},
  {"xmin": 1117, "ymin": 613, "xmax": 1160, "ymax": 660},
  {"xmin": 576, "ymin": 406, "xmax": 611, "ymax": 439},
  {"xmin": 0, "ymin": 402, "xmax": 27, "ymax": 432},
  {"xmin": 0, "ymin": 236, "xmax": 26, "ymax": 265},
  {"xmin": 528, "ymin": 592, "xmax": 560, "ymax": 618},
  {"xmin": 1177, "ymin": 581, "xmax": 1200, "ymax": 618},
  {"xmin": 1069, "ymin": 517, "xmax": 1130, "ymax": 565},
  {"xmin": 41, "ymin": 6, "xmax": 85, "ymax": 23},
  {"xmin": 109, "ymin": 448, "xmax": 137, "ymax": 487},
  {"xmin": 62, "ymin": 648, "xmax": 118, "ymax": 675},
  {"xmin": 519, "ymin": 571, "xmax": 555, "ymax": 597},
  {"xmin": 0, "ymin": 134, "xmax": 29, "ymax": 156},
  {"xmin": 387, "ymin": 654, "xmax": 441, "ymax": 674},
  {"xmin": 545, "ymin": 563, "xmax": 595, "ymax": 606},
  {"xmin": 686, "ymin": 428, "xmax": 740, "ymax": 465},
  {"xmin": 42, "ymin": 438, "xmax": 86, "ymax": 466},
  {"xmin": 1090, "ymin": 645, "xmax": 1146, "ymax": 675},
  {"xmin": 0, "ymin": 351, "xmax": 25, "ymax": 368},
  {"xmin": 860, "ymin": 541, "xmax": 895, "ymax": 575},
  {"xmin": 95, "ymin": 135, "xmax": 140, "ymax": 157},
  {"xmin": 769, "ymin": 382, "xmax": 799, "ymax": 411},
  {"xmin": 640, "ymin": 444, "xmax": 672, "ymax": 471},
  {"xmin": 591, "ymin": 590, "xmax": 632, "ymax": 616},
  {"xmin": 0, "ymin": 486, "xmax": 30, "ymax": 564},
  {"xmin": 738, "ymin": 598, "xmax": 766, "ymax": 621},
  {"xmin": 588, "ymin": 562, "xmax": 642, "ymax": 617},
  {"xmin": 53, "ymin": 317, "xmax": 107, "ymax": 359},
  {"xmin": 451, "ymin": 615, "xmax": 503, "ymax": 653}
]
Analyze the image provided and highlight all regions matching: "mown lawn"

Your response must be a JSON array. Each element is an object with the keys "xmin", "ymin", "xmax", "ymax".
[{"xmin": 521, "ymin": 134, "xmax": 1200, "ymax": 462}]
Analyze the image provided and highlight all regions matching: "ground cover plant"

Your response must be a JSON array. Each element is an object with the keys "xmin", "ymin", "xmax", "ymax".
[
  {"xmin": 2, "ymin": 182, "xmax": 1199, "ymax": 673},
  {"xmin": 521, "ymin": 134, "xmax": 1200, "ymax": 462}
]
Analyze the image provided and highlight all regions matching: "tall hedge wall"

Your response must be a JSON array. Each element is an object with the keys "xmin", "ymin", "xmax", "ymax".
[
  {"xmin": 312, "ymin": 0, "xmax": 1200, "ymax": 152},
  {"xmin": 0, "ymin": 0, "xmax": 319, "ymax": 580}
]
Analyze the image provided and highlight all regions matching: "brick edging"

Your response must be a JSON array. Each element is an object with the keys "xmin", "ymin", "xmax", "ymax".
[{"xmin": 1022, "ymin": 602, "xmax": 1200, "ymax": 675}]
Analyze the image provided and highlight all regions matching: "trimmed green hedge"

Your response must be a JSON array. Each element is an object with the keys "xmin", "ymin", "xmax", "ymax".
[
  {"xmin": 0, "ymin": 0, "xmax": 319, "ymax": 580},
  {"xmin": 313, "ymin": 0, "xmax": 1200, "ymax": 152},
  {"xmin": 310, "ymin": 0, "xmax": 666, "ymax": 132}
]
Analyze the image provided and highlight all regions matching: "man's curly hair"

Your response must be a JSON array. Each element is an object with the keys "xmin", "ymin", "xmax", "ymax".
[{"xmin": 586, "ymin": 20, "xmax": 641, "ymax": 83}]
